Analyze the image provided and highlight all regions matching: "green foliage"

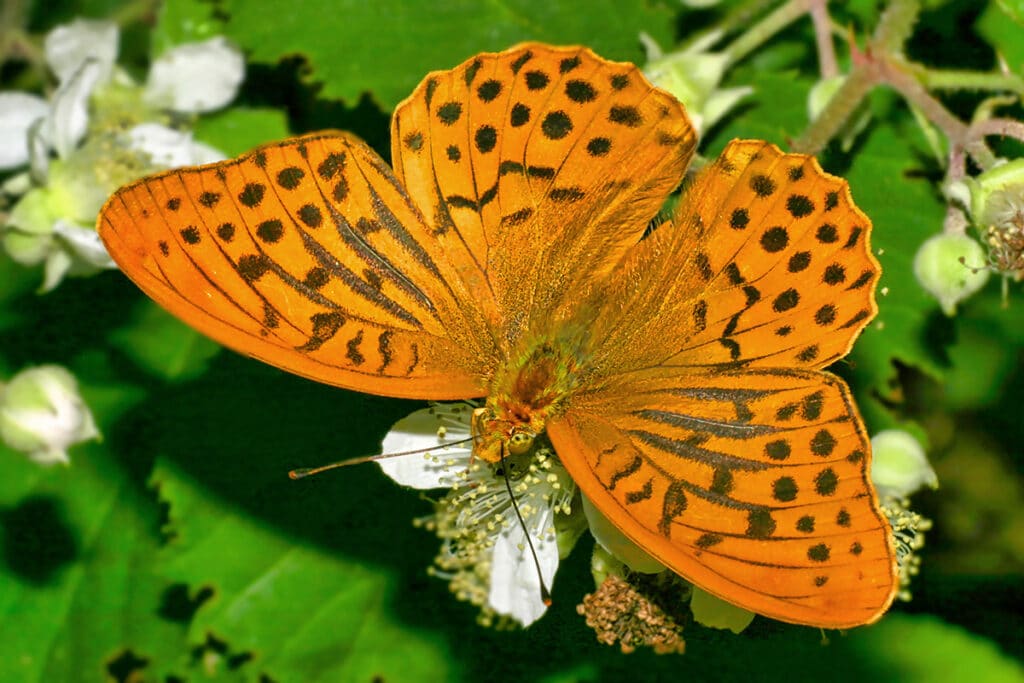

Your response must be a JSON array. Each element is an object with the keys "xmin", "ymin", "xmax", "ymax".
[
  {"xmin": 1, "ymin": 1, "xmax": 1022, "ymax": 681},
  {"xmin": 215, "ymin": 0, "xmax": 677, "ymax": 109}
]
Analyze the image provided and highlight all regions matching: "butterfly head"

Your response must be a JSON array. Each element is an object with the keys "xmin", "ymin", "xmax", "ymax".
[{"xmin": 470, "ymin": 406, "xmax": 538, "ymax": 463}]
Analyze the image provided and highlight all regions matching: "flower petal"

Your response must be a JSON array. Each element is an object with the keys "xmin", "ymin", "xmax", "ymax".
[
  {"xmin": 44, "ymin": 18, "xmax": 119, "ymax": 84},
  {"xmin": 144, "ymin": 37, "xmax": 245, "ymax": 113},
  {"xmin": 488, "ymin": 522, "xmax": 558, "ymax": 626},
  {"xmin": 581, "ymin": 494, "xmax": 665, "ymax": 574},
  {"xmin": 378, "ymin": 407, "xmax": 472, "ymax": 489},
  {"xmin": 0, "ymin": 93, "xmax": 50, "ymax": 170},
  {"xmin": 42, "ymin": 249, "xmax": 74, "ymax": 293},
  {"xmin": 46, "ymin": 59, "xmax": 103, "ymax": 158},
  {"xmin": 52, "ymin": 220, "xmax": 117, "ymax": 269},
  {"xmin": 128, "ymin": 123, "xmax": 226, "ymax": 168}
]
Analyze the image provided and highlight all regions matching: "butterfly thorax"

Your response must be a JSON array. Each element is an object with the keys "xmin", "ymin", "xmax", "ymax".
[{"xmin": 474, "ymin": 337, "xmax": 589, "ymax": 463}]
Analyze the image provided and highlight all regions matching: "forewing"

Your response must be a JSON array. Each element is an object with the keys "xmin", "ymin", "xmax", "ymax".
[
  {"xmin": 589, "ymin": 140, "xmax": 879, "ymax": 373},
  {"xmin": 391, "ymin": 43, "xmax": 696, "ymax": 333},
  {"xmin": 549, "ymin": 366, "xmax": 897, "ymax": 628},
  {"xmin": 99, "ymin": 132, "xmax": 491, "ymax": 399}
]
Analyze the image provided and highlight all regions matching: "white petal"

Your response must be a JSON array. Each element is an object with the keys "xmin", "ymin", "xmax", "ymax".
[
  {"xmin": 52, "ymin": 220, "xmax": 117, "ymax": 269},
  {"xmin": 581, "ymin": 495, "xmax": 665, "ymax": 574},
  {"xmin": 44, "ymin": 18, "xmax": 118, "ymax": 83},
  {"xmin": 127, "ymin": 123, "xmax": 226, "ymax": 168},
  {"xmin": 46, "ymin": 59, "xmax": 103, "ymax": 158},
  {"xmin": 28, "ymin": 118, "xmax": 50, "ymax": 182},
  {"xmin": 378, "ymin": 407, "xmax": 472, "ymax": 489},
  {"xmin": 144, "ymin": 37, "xmax": 245, "ymax": 113},
  {"xmin": 187, "ymin": 139, "xmax": 228, "ymax": 165},
  {"xmin": 488, "ymin": 522, "xmax": 558, "ymax": 626},
  {"xmin": 0, "ymin": 93, "xmax": 49, "ymax": 170},
  {"xmin": 41, "ymin": 249, "xmax": 73, "ymax": 292}
]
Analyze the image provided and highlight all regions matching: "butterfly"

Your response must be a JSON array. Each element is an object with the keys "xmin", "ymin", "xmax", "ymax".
[{"xmin": 98, "ymin": 43, "xmax": 897, "ymax": 628}]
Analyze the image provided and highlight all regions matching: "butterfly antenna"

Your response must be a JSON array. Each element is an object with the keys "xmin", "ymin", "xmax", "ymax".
[
  {"xmin": 499, "ymin": 444, "xmax": 553, "ymax": 607},
  {"xmin": 288, "ymin": 437, "xmax": 474, "ymax": 479}
]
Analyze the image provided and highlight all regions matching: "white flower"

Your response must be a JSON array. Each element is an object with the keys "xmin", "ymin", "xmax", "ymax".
[
  {"xmin": 379, "ymin": 403, "xmax": 575, "ymax": 627},
  {"xmin": 43, "ymin": 18, "xmax": 119, "ymax": 84},
  {"xmin": 0, "ymin": 17, "xmax": 244, "ymax": 290},
  {"xmin": 0, "ymin": 93, "xmax": 49, "ymax": 170},
  {"xmin": 0, "ymin": 365, "xmax": 99, "ymax": 465},
  {"xmin": 144, "ymin": 37, "xmax": 246, "ymax": 113},
  {"xmin": 128, "ymin": 123, "xmax": 225, "ymax": 168},
  {"xmin": 870, "ymin": 430, "xmax": 935, "ymax": 602}
]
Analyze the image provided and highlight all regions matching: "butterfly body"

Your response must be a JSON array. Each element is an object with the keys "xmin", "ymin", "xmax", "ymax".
[{"xmin": 99, "ymin": 43, "xmax": 897, "ymax": 628}]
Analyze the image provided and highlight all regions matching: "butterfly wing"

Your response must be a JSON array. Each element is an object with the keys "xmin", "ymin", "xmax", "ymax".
[
  {"xmin": 587, "ymin": 139, "xmax": 880, "ymax": 375},
  {"xmin": 548, "ymin": 140, "xmax": 895, "ymax": 627},
  {"xmin": 548, "ymin": 366, "xmax": 897, "ymax": 628},
  {"xmin": 99, "ymin": 132, "xmax": 492, "ymax": 399},
  {"xmin": 391, "ymin": 43, "xmax": 696, "ymax": 333}
]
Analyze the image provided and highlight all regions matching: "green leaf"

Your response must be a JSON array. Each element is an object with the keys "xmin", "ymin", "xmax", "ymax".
[
  {"xmin": 843, "ymin": 120, "xmax": 954, "ymax": 427},
  {"xmin": 704, "ymin": 68, "xmax": 813, "ymax": 153},
  {"xmin": 977, "ymin": 2, "xmax": 1024, "ymax": 72},
  {"xmin": 108, "ymin": 299, "xmax": 222, "ymax": 383},
  {"xmin": 0, "ymin": 382, "xmax": 184, "ymax": 683},
  {"xmin": 845, "ymin": 613, "xmax": 1024, "ymax": 683},
  {"xmin": 210, "ymin": 0, "xmax": 677, "ymax": 109},
  {"xmin": 996, "ymin": 0, "xmax": 1024, "ymax": 26},
  {"xmin": 151, "ymin": 454, "xmax": 455, "ymax": 682},
  {"xmin": 191, "ymin": 107, "xmax": 292, "ymax": 156},
  {"xmin": 151, "ymin": 0, "xmax": 229, "ymax": 56}
]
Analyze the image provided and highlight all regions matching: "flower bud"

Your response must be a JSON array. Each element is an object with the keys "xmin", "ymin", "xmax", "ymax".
[
  {"xmin": 641, "ymin": 33, "xmax": 751, "ymax": 137},
  {"xmin": 0, "ymin": 365, "xmax": 99, "ymax": 465},
  {"xmin": 870, "ymin": 429, "xmax": 938, "ymax": 499},
  {"xmin": 690, "ymin": 586, "xmax": 755, "ymax": 633},
  {"xmin": 913, "ymin": 233, "xmax": 990, "ymax": 315},
  {"xmin": 582, "ymin": 494, "xmax": 666, "ymax": 574}
]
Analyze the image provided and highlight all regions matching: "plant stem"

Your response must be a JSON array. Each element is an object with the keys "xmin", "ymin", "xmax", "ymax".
[
  {"xmin": 808, "ymin": 0, "xmax": 838, "ymax": 78},
  {"xmin": 791, "ymin": 67, "xmax": 874, "ymax": 155},
  {"xmin": 970, "ymin": 117, "xmax": 1024, "ymax": 143},
  {"xmin": 921, "ymin": 68, "xmax": 1024, "ymax": 96},
  {"xmin": 873, "ymin": 0, "xmax": 920, "ymax": 53},
  {"xmin": 721, "ymin": 0, "xmax": 813, "ymax": 68}
]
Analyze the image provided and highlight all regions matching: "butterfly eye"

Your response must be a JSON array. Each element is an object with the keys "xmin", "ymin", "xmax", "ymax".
[{"xmin": 508, "ymin": 430, "xmax": 535, "ymax": 455}]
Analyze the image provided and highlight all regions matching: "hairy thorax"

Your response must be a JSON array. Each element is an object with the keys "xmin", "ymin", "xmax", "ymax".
[{"xmin": 473, "ymin": 336, "xmax": 589, "ymax": 463}]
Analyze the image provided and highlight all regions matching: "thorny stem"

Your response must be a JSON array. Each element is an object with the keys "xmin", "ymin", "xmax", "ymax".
[
  {"xmin": 943, "ymin": 144, "xmax": 969, "ymax": 236},
  {"xmin": 721, "ymin": 0, "xmax": 814, "ymax": 69},
  {"xmin": 793, "ymin": 0, "xmax": 1003, "ymax": 173},
  {"xmin": 790, "ymin": 66, "xmax": 874, "ymax": 154},
  {"xmin": 969, "ymin": 118, "xmax": 1024, "ymax": 143},
  {"xmin": 878, "ymin": 58, "xmax": 999, "ymax": 169},
  {"xmin": 922, "ymin": 69, "xmax": 1024, "ymax": 97},
  {"xmin": 873, "ymin": 0, "xmax": 921, "ymax": 53},
  {"xmin": 808, "ymin": 0, "xmax": 838, "ymax": 78}
]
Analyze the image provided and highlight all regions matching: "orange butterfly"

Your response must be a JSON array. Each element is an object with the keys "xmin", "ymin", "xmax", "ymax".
[{"xmin": 98, "ymin": 43, "xmax": 897, "ymax": 628}]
